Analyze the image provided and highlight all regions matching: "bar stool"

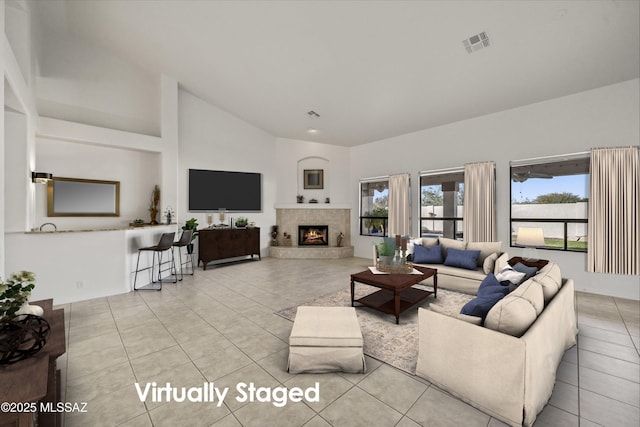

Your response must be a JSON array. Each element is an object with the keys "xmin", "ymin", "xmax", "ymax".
[
  {"xmin": 133, "ymin": 232, "xmax": 176, "ymax": 291},
  {"xmin": 172, "ymin": 229, "xmax": 195, "ymax": 280}
]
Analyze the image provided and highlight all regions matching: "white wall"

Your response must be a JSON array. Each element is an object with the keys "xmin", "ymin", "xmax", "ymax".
[
  {"xmin": 275, "ymin": 138, "xmax": 351, "ymax": 205},
  {"xmin": 34, "ymin": 137, "xmax": 161, "ymax": 230},
  {"xmin": 178, "ymin": 90, "xmax": 277, "ymax": 255},
  {"xmin": 350, "ymin": 79, "xmax": 640, "ymax": 300}
]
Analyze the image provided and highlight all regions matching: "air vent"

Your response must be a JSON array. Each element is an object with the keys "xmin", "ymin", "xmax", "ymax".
[
  {"xmin": 307, "ymin": 110, "xmax": 320, "ymax": 118},
  {"xmin": 463, "ymin": 32, "xmax": 490, "ymax": 54}
]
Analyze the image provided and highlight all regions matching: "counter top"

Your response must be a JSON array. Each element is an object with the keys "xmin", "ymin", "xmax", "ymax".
[{"xmin": 24, "ymin": 224, "xmax": 177, "ymax": 234}]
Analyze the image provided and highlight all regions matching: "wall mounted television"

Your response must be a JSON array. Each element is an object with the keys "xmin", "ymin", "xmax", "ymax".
[{"xmin": 188, "ymin": 169, "xmax": 262, "ymax": 212}]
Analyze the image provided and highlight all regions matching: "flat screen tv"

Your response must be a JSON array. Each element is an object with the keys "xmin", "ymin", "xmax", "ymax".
[{"xmin": 188, "ymin": 169, "xmax": 262, "ymax": 212}]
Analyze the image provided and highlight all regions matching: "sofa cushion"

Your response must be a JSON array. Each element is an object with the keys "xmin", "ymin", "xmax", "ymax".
[
  {"xmin": 512, "ymin": 262, "xmax": 538, "ymax": 282},
  {"xmin": 477, "ymin": 273, "xmax": 510, "ymax": 298},
  {"xmin": 445, "ymin": 248, "xmax": 481, "ymax": 270},
  {"xmin": 511, "ymin": 279, "xmax": 544, "ymax": 315},
  {"xmin": 466, "ymin": 241, "xmax": 502, "ymax": 267},
  {"xmin": 493, "ymin": 252, "xmax": 510, "ymax": 275},
  {"xmin": 417, "ymin": 263, "xmax": 485, "ymax": 281},
  {"xmin": 460, "ymin": 292, "xmax": 506, "ymax": 320},
  {"xmin": 495, "ymin": 265, "xmax": 526, "ymax": 285},
  {"xmin": 532, "ymin": 262, "xmax": 562, "ymax": 304},
  {"xmin": 421, "ymin": 237, "xmax": 440, "ymax": 247},
  {"xmin": 439, "ymin": 237, "xmax": 466, "ymax": 258},
  {"xmin": 413, "ymin": 244, "xmax": 444, "ymax": 264},
  {"xmin": 430, "ymin": 303, "xmax": 482, "ymax": 325},
  {"xmin": 484, "ymin": 295, "xmax": 538, "ymax": 337},
  {"xmin": 483, "ymin": 252, "xmax": 499, "ymax": 274}
]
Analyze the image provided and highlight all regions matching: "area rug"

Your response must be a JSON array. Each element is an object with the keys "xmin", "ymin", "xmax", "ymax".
[{"xmin": 275, "ymin": 285, "xmax": 474, "ymax": 374}]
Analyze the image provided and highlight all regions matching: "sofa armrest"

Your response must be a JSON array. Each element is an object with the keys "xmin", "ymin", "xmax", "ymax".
[
  {"xmin": 520, "ymin": 278, "xmax": 577, "ymax": 426},
  {"xmin": 416, "ymin": 308, "xmax": 526, "ymax": 426}
]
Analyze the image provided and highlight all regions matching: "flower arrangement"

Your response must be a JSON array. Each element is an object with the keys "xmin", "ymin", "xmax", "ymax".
[{"xmin": 0, "ymin": 271, "xmax": 36, "ymax": 320}]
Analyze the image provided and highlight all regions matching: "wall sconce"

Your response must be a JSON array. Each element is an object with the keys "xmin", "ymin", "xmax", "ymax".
[
  {"xmin": 31, "ymin": 172, "xmax": 53, "ymax": 184},
  {"xmin": 516, "ymin": 227, "xmax": 545, "ymax": 261}
]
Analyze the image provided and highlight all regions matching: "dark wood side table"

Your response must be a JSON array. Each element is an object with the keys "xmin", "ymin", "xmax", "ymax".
[
  {"xmin": 508, "ymin": 256, "xmax": 549, "ymax": 270},
  {"xmin": 0, "ymin": 299, "xmax": 65, "ymax": 427},
  {"xmin": 198, "ymin": 227, "xmax": 261, "ymax": 270}
]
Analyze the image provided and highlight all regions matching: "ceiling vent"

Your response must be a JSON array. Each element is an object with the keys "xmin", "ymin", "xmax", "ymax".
[
  {"xmin": 307, "ymin": 110, "xmax": 320, "ymax": 118},
  {"xmin": 463, "ymin": 32, "xmax": 490, "ymax": 54}
]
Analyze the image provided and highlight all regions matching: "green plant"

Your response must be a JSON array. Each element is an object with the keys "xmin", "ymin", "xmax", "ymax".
[
  {"xmin": 0, "ymin": 271, "xmax": 36, "ymax": 320},
  {"xmin": 377, "ymin": 238, "xmax": 396, "ymax": 257},
  {"xmin": 235, "ymin": 217, "xmax": 248, "ymax": 227},
  {"xmin": 182, "ymin": 218, "xmax": 199, "ymax": 242}
]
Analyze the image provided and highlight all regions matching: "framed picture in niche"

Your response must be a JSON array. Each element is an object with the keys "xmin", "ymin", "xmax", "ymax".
[{"xmin": 304, "ymin": 169, "xmax": 324, "ymax": 189}]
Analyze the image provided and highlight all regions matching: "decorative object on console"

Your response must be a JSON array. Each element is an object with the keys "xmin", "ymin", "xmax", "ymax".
[
  {"xmin": 0, "ymin": 314, "xmax": 51, "ymax": 365},
  {"xmin": 516, "ymin": 227, "xmax": 545, "ymax": 261},
  {"xmin": 164, "ymin": 207, "xmax": 175, "ymax": 224},
  {"xmin": 132, "ymin": 218, "xmax": 145, "ymax": 227},
  {"xmin": 235, "ymin": 217, "xmax": 248, "ymax": 228},
  {"xmin": 0, "ymin": 271, "xmax": 38, "ymax": 320},
  {"xmin": 149, "ymin": 185, "xmax": 160, "ymax": 225},
  {"xmin": 182, "ymin": 218, "xmax": 199, "ymax": 253},
  {"xmin": 325, "ymin": 197, "xmax": 330, "ymax": 203},
  {"xmin": 271, "ymin": 225, "xmax": 278, "ymax": 246},
  {"xmin": 337, "ymin": 232, "xmax": 344, "ymax": 247},
  {"xmin": 296, "ymin": 195, "xmax": 304, "ymax": 203}
]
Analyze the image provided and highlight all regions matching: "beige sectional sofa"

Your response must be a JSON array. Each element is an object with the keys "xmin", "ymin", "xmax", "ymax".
[{"xmin": 415, "ymin": 261, "xmax": 578, "ymax": 427}]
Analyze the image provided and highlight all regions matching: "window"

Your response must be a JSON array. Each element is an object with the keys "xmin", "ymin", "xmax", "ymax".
[
  {"xmin": 360, "ymin": 179, "xmax": 388, "ymax": 236},
  {"xmin": 420, "ymin": 168, "xmax": 464, "ymax": 239},
  {"xmin": 511, "ymin": 153, "xmax": 590, "ymax": 252}
]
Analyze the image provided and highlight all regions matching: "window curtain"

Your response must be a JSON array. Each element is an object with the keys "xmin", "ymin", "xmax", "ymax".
[
  {"xmin": 588, "ymin": 146, "xmax": 639, "ymax": 275},
  {"xmin": 388, "ymin": 173, "xmax": 410, "ymax": 236},
  {"xmin": 463, "ymin": 161, "xmax": 496, "ymax": 242}
]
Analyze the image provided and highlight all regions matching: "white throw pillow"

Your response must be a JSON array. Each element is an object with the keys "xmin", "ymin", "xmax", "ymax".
[
  {"xmin": 495, "ymin": 265, "xmax": 526, "ymax": 284},
  {"xmin": 493, "ymin": 252, "xmax": 510, "ymax": 275}
]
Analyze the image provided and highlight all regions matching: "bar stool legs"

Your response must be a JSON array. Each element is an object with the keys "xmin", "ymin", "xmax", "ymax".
[{"xmin": 133, "ymin": 232, "xmax": 177, "ymax": 291}]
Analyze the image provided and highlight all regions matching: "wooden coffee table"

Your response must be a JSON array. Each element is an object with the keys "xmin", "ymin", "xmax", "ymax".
[{"xmin": 350, "ymin": 265, "xmax": 437, "ymax": 324}]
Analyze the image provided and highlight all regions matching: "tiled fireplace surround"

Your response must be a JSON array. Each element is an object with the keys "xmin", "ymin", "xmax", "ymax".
[{"xmin": 269, "ymin": 206, "xmax": 354, "ymax": 259}]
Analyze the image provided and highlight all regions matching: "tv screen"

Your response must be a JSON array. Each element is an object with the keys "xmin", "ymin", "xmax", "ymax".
[{"xmin": 188, "ymin": 169, "xmax": 262, "ymax": 212}]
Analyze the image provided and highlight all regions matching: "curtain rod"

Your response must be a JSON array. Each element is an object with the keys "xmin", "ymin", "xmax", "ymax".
[{"xmin": 510, "ymin": 151, "xmax": 590, "ymax": 167}]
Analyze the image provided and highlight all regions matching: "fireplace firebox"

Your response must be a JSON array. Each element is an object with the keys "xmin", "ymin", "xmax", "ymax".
[{"xmin": 298, "ymin": 225, "xmax": 329, "ymax": 246}]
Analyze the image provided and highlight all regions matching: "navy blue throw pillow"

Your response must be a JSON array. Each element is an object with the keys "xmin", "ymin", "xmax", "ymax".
[
  {"xmin": 477, "ymin": 273, "xmax": 510, "ymax": 298},
  {"xmin": 460, "ymin": 293, "xmax": 506, "ymax": 320},
  {"xmin": 444, "ymin": 248, "xmax": 481, "ymax": 270},
  {"xmin": 413, "ymin": 244, "xmax": 443, "ymax": 264},
  {"xmin": 512, "ymin": 262, "xmax": 538, "ymax": 283}
]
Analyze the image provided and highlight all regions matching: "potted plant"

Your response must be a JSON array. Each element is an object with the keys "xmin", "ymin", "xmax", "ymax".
[
  {"xmin": 182, "ymin": 218, "xmax": 199, "ymax": 254},
  {"xmin": 235, "ymin": 217, "xmax": 248, "ymax": 228},
  {"xmin": 0, "ymin": 271, "xmax": 40, "ymax": 320},
  {"xmin": 296, "ymin": 195, "xmax": 304, "ymax": 203},
  {"xmin": 377, "ymin": 238, "xmax": 396, "ymax": 266}
]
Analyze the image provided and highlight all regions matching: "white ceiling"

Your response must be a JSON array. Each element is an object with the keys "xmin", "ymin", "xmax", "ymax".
[{"xmin": 30, "ymin": 0, "xmax": 640, "ymax": 146}]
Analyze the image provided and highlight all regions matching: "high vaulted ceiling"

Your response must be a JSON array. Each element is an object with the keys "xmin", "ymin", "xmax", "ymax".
[{"xmin": 30, "ymin": 0, "xmax": 639, "ymax": 146}]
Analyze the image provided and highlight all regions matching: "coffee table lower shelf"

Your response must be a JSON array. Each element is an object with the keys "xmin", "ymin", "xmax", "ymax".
[{"xmin": 354, "ymin": 288, "xmax": 433, "ymax": 324}]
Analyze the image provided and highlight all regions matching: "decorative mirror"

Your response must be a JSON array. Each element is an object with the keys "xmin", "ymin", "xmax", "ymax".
[{"xmin": 47, "ymin": 177, "xmax": 120, "ymax": 217}]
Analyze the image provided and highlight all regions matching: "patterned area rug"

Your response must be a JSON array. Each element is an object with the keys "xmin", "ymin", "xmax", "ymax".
[{"xmin": 275, "ymin": 285, "xmax": 474, "ymax": 374}]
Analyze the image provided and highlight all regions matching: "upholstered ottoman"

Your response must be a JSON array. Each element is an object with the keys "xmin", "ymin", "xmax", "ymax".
[{"xmin": 288, "ymin": 306, "xmax": 366, "ymax": 374}]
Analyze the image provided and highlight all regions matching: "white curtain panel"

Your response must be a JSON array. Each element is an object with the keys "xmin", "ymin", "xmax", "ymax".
[
  {"xmin": 588, "ymin": 146, "xmax": 639, "ymax": 275},
  {"xmin": 463, "ymin": 161, "xmax": 496, "ymax": 242},
  {"xmin": 388, "ymin": 173, "xmax": 411, "ymax": 236}
]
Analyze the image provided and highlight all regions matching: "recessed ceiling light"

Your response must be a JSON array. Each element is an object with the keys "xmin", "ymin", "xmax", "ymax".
[{"xmin": 307, "ymin": 128, "xmax": 319, "ymax": 134}]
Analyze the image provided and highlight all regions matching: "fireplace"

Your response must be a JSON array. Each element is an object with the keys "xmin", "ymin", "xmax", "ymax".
[{"xmin": 298, "ymin": 225, "xmax": 329, "ymax": 246}]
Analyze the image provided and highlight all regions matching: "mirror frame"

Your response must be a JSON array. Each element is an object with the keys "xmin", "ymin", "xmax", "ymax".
[{"xmin": 47, "ymin": 177, "xmax": 120, "ymax": 217}]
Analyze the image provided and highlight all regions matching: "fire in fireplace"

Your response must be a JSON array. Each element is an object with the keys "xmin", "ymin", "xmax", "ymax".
[{"xmin": 298, "ymin": 225, "xmax": 329, "ymax": 246}]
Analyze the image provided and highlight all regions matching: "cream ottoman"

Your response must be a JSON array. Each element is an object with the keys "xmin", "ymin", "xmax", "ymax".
[{"xmin": 288, "ymin": 306, "xmax": 366, "ymax": 374}]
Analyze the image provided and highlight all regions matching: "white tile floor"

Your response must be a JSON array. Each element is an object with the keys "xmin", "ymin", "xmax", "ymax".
[{"xmin": 55, "ymin": 257, "xmax": 639, "ymax": 426}]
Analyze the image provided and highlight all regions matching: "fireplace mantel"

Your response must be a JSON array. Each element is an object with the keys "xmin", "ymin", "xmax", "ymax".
[{"xmin": 274, "ymin": 203, "xmax": 351, "ymax": 210}]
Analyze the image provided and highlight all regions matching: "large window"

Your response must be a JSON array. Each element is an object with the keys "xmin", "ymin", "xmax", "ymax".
[
  {"xmin": 420, "ymin": 169, "xmax": 464, "ymax": 239},
  {"xmin": 510, "ymin": 154, "xmax": 590, "ymax": 252},
  {"xmin": 360, "ymin": 179, "xmax": 389, "ymax": 236}
]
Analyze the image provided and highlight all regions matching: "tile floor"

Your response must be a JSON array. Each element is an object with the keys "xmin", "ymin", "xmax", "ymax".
[{"xmin": 54, "ymin": 257, "xmax": 639, "ymax": 427}]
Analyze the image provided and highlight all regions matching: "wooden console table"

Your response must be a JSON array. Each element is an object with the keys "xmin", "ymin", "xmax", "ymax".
[
  {"xmin": 0, "ymin": 300, "xmax": 65, "ymax": 427},
  {"xmin": 198, "ymin": 227, "xmax": 261, "ymax": 270}
]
